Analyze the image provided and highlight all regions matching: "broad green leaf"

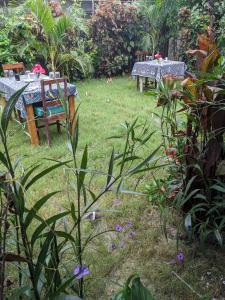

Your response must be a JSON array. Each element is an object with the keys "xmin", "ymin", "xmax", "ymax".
[{"xmin": 131, "ymin": 277, "xmax": 155, "ymax": 300}]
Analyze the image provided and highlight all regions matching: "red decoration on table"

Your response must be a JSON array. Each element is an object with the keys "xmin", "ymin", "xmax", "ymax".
[
  {"xmin": 32, "ymin": 64, "xmax": 46, "ymax": 74},
  {"xmin": 154, "ymin": 52, "xmax": 162, "ymax": 59}
]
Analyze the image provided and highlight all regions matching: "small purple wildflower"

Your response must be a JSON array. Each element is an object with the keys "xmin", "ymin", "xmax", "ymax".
[
  {"xmin": 128, "ymin": 231, "xmax": 136, "ymax": 239},
  {"xmin": 115, "ymin": 225, "xmax": 123, "ymax": 232},
  {"xmin": 109, "ymin": 243, "xmax": 117, "ymax": 252},
  {"xmin": 176, "ymin": 252, "xmax": 185, "ymax": 262},
  {"xmin": 126, "ymin": 221, "xmax": 134, "ymax": 228},
  {"xmin": 73, "ymin": 265, "xmax": 90, "ymax": 280}
]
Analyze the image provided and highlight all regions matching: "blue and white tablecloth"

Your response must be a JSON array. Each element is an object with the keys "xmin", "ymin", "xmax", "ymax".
[
  {"xmin": 131, "ymin": 60, "xmax": 187, "ymax": 81},
  {"xmin": 0, "ymin": 75, "xmax": 77, "ymax": 118}
]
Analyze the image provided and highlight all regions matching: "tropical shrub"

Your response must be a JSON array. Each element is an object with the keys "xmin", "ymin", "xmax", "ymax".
[
  {"xmin": 136, "ymin": 0, "xmax": 184, "ymax": 57},
  {"xmin": 26, "ymin": 0, "xmax": 92, "ymax": 78},
  {"xmin": 153, "ymin": 32, "xmax": 225, "ymax": 246},
  {"xmin": 178, "ymin": 1, "xmax": 225, "ymax": 61},
  {"xmin": 90, "ymin": 0, "xmax": 145, "ymax": 76},
  {"xmin": 0, "ymin": 6, "xmax": 37, "ymax": 69}
]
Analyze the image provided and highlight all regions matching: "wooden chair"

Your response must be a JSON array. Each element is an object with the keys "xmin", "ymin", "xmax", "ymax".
[
  {"xmin": 2, "ymin": 62, "xmax": 25, "ymax": 74},
  {"xmin": 135, "ymin": 50, "xmax": 152, "ymax": 62},
  {"xmin": 2, "ymin": 62, "xmax": 25, "ymax": 122},
  {"xmin": 34, "ymin": 77, "xmax": 67, "ymax": 146}
]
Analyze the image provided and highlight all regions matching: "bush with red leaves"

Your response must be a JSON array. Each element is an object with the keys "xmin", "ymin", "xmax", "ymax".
[{"xmin": 90, "ymin": 0, "xmax": 145, "ymax": 76}]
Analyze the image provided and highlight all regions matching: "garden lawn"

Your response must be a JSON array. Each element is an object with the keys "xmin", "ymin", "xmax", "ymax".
[{"xmin": 4, "ymin": 76, "xmax": 225, "ymax": 299}]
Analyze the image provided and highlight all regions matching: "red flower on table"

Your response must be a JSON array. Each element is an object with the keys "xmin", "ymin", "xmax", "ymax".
[
  {"xmin": 31, "ymin": 64, "xmax": 46, "ymax": 74},
  {"xmin": 154, "ymin": 52, "xmax": 162, "ymax": 59}
]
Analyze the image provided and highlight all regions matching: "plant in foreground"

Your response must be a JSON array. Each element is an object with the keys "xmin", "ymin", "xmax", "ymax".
[
  {"xmin": 0, "ymin": 87, "xmax": 162, "ymax": 299},
  {"xmin": 111, "ymin": 274, "xmax": 155, "ymax": 300}
]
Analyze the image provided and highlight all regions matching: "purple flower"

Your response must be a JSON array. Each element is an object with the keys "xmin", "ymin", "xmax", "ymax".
[
  {"xmin": 126, "ymin": 221, "xmax": 134, "ymax": 228},
  {"xmin": 128, "ymin": 231, "xmax": 136, "ymax": 239},
  {"xmin": 109, "ymin": 243, "xmax": 117, "ymax": 252},
  {"xmin": 115, "ymin": 225, "xmax": 123, "ymax": 232},
  {"xmin": 176, "ymin": 252, "xmax": 185, "ymax": 262},
  {"xmin": 73, "ymin": 264, "xmax": 90, "ymax": 280}
]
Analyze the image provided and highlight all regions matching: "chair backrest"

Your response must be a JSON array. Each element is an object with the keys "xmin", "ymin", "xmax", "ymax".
[
  {"xmin": 40, "ymin": 77, "xmax": 67, "ymax": 117},
  {"xmin": 2, "ymin": 62, "xmax": 25, "ymax": 75},
  {"xmin": 135, "ymin": 51, "xmax": 151, "ymax": 62}
]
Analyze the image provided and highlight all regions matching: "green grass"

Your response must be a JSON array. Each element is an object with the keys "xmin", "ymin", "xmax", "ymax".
[{"xmin": 3, "ymin": 76, "xmax": 225, "ymax": 299}]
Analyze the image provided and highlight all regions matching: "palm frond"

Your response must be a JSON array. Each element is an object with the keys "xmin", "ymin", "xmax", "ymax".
[
  {"xmin": 52, "ymin": 15, "xmax": 72, "ymax": 41},
  {"xmin": 26, "ymin": 0, "xmax": 54, "ymax": 35},
  {"xmin": 58, "ymin": 52, "xmax": 93, "ymax": 77}
]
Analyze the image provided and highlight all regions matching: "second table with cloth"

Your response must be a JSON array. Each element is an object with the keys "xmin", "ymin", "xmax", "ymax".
[{"xmin": 131, "ymin": 59, "xmax": 187, "ymax": 92}]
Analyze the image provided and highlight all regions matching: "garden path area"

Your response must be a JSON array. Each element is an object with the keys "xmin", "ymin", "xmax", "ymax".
[{"xmin": 7, "ymin": 77, "xmax": 225, "ymax": 299}]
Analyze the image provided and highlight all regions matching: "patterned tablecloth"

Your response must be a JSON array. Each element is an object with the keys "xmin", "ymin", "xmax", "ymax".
[
  {"xmin": 131, "ymin": 59, "xmax": 187, "ymax": 81},
  {"xmin": 0, "ymin": 75, "xmax": 77, "ymax": 118}
]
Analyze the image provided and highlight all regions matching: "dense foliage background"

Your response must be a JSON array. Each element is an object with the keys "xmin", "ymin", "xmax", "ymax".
[
  {"xmin": 89, "ymin": 1, "xmax": 145, "ymax": 76},
  {"xmin": 0, "ymin": 0, "xmax": 225, "ymax": 76}
]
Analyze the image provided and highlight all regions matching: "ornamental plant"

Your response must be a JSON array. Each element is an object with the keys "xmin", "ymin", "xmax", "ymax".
[
  {"xmin": 90, "ymin": 0, "xmax": 145, "ymax": 76},
  {"xmin": 152, "ymin": 29, "xmax": 225, "ymax": 246}
]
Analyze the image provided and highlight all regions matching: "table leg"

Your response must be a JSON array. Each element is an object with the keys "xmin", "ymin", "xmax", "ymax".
[
  {"xmin": 26, "ymin": 104, "xmax": 39, "ymax": 146},
  {"xmin": 136, "ymin": 76, "xmax": 140, "ymax": 89},
  {"xmin": 145, "ymin": 77, "xmax": 148, "ymax": 87},
  {"xmin": 69, "ymin": 95, "xmax": 76, "ymax": 134},
  {"xmin": 139, "ymin": 77, "xmax": 143, "ymax": 93}
]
